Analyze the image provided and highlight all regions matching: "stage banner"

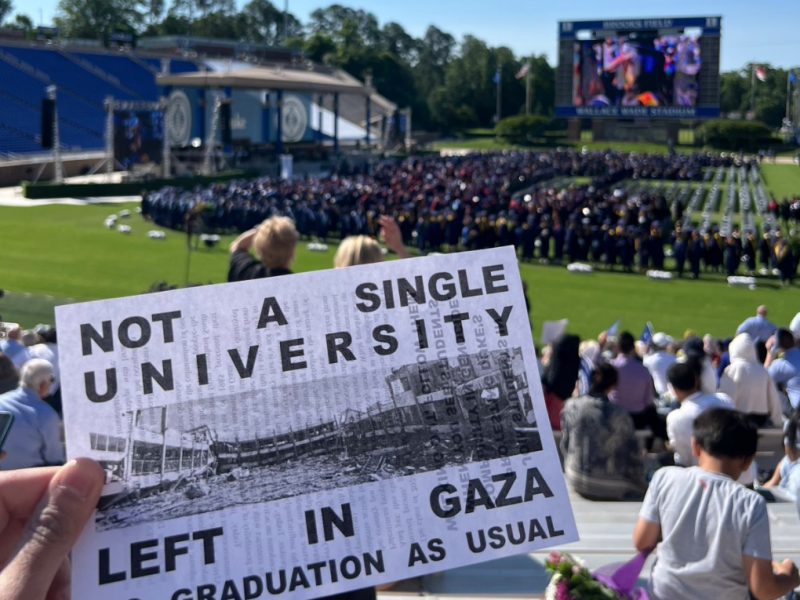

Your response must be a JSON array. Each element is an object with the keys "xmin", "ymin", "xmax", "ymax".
[{"xmin": 57, "ymin": 247, "xmax": 577, "ymax": 600}]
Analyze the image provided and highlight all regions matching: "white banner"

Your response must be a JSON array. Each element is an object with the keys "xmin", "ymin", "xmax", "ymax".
[{"xmin": 57, "ymin": 247, "xmax": 577, "ymax": 600}]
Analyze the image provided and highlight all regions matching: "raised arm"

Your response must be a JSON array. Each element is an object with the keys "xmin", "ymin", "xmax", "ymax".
[
  {"xmin": 229, "ymin": 228, "xmax": 258, "ymax": 254},
  {"xmin": 379, "ymin": 215, "xmax": 411, "ymax": 259}
]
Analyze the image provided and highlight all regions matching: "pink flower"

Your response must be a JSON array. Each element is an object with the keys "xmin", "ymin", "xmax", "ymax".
[
  {"xmin": 548, "ymin": 550, "xmax": 562, "ymax": 564},
  {"xmin": 571, "ymin": 564, "xmax": 582, "ymax": 575},
  {"xmin": 555, "ymin": 581, "xmax": 571, "ymax": 600}
]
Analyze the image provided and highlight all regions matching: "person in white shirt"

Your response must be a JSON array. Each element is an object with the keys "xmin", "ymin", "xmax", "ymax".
[
  {"xmin": 666, "ymin": 361, "xmax": 732, "ymax": 466},
  {"xmin": 718, "ymin": 333, "xmax": 783, "ymax": 427},
  {"xmin": 643, "ymin": 332, "xmax": 676, "ymax": 396},
  {"xmin": 634, "ymin": 408, "xmax": 799, "ymax": 600},
  {"xmin": 25, "ymin": 327, "xmax": 60, "ymax": 415}
]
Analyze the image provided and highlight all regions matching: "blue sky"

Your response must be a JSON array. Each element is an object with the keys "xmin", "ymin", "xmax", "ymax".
[{"xmin": 25, "ymin": 0, "xmax": 800, "ymax": 72}]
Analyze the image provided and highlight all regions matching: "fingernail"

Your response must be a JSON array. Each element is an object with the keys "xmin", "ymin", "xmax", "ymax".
[{"xmin": 57, "ymin": 460, "xmax": 97, "ymax": 500}]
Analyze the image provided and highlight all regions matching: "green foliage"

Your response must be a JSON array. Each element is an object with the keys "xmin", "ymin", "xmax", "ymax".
[
  {"xmin": 720, "ymin": 63, "xmax": 797, "ymax": 127},
  {"xmin": 697, "ymin": 119, "xmax": 773, "ymax": 152},
  {"xmin": 54, "ymin": 0, "xmax": 144, "ymax": 39},
  {"xmin": 0, "ymin": 0, "xmax": 13, "ymax": 23},
  {"xmin": 496, "ymin": 114, "xmax": 551, "ymax": 144}
]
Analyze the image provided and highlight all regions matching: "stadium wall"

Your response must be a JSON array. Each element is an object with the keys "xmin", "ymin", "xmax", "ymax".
[{"xmin": 20, "ymin": 169, "xmax": 259, "ymax": 199}]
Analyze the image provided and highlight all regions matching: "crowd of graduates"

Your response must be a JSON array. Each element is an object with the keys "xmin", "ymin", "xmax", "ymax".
[{"xmin": 141, "ymin": 149, "xmax": 800, "ymax": 281}]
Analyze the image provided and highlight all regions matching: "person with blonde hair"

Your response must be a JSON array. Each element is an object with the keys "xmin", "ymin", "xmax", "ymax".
[
  {"xmin": 334, "ymin": 215, "xmax": 410, "ymax": 268},
  {"xmin": 228, "ymin": 216, "xmax": 300, "ymax": 282}
]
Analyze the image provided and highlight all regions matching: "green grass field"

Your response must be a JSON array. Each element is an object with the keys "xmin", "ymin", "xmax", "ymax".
[
  {"xmin": 2, "ymin": 201, "xmax": 799, "ymax": 342},
  {"xmin": 760, "ymin": 163, "xmax": 800, "ymax": 199}
]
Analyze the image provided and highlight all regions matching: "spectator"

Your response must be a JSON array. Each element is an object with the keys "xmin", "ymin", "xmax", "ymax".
[
  {"xmin": 0, "ymin": 353, "xmax": 17, "ymax": 395},
  {"xmin": 764, "ymin": 406, "xmax": 800, "ymax": 501},
  {"xmin": 0, "ymin": 359, "xmax": 64, "ymax": 470},
  {"xmin": 334, "ymin": 217, "xmax": 410, "ymax": 268},
  {"xmin": 735, "ymin": 305, "xmax": 777, "ymax": 343},
  {"xmin": 718, "ymin": 333, "xmax": 783, "ymax": 427},
  {"xmin": 541, "ymin": 334, "xmax": 580, "ymax": 431},
  {"xmin": 642, "ymin": 332, "xmax": 676, "ymax": 397},
  {"xmin": 634, "ymin": 408, "xmax": 800, "ymax": 600},
  {"xmin": 766, "ymin": 328, "xmax": 800, "ymax": 417},
  {"xmin": 608, "ymin": 331, "xmax": 666, "ymax": 442},
  {"xmin": 681, "ymin": 336, "xmax": 717, "ymax": 394},
  {"xmin": 789, "ymin": 311, "xmax": 800, "ymax": 341},
  {"xmin": 0, "ymin": 325, "xmax": 29, "ymax": 370},
  {"xmin": 227, "ymin": 216, "xmax": 299, "ymax": 282},
  {"xmin": 665, "ymin": 361, "xmax": 732, "ymax": 467},
  {"xmin": 560, "ymin": 363, "xmax": 647, "ymax": 500},
  {"xmin": 26, "ymin": 327, "xmax": 61, "ymax": 417}
]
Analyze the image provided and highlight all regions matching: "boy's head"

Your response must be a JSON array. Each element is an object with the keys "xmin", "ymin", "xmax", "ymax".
[
  {"xmin": 254, "ymin": 216, "xmax": 299, "ymax": 270},
  {"xmin": 691, "ymin": 408, "xmax": 758, "ymax": 477},
  {"xmin": 666, "ymin": 360, "xmax": 700, "ymax": 400}
]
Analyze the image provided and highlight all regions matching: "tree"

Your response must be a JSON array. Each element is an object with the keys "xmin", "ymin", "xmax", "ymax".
[
  {"xmin": 414, "ymin": 25, "xmax": 455, "ymax": 97},
  {"xmin": 0, "ymin": 0, "xmax": 13, "ymax": 23},
  {"xmin": 381, "ymin": 22, "xmax": 418, "ymax": 65},
  {"xmin": 146, "ymin": 0, "xmax": 164, "ymax": 27},
  {"xmin": 308, "ymin": 4, "xmax": 380, "ymax": 47},
  {"xmin": 191, "ymin": 10, "xmax": 243, "ymax": 40},
  {"xmin": 240, "ymin": 0, "xmax": 302, "ymax": 45},
  {"xmin": 54, "ymin": 0, "xmax": 144, "ymax": 39},
  {"xmin": 303, "ymin": 31, "xmax": 336, "ymax": 64},
  {"xmin": 8, "ymin": 13, "xmax": 33, "ymax": 31},
  {"xmin": 720, "ymin": 71, "xmax": 749, "ymax": 115}
]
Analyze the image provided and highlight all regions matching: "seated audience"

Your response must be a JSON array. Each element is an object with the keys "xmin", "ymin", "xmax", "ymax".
[
  {"xmin": 0, "ymin": 353, "xmax": 17, "ymax": 395},
  {"xmin": 608, "ymin": 331, "xmax": 666, "ymax": 442},
  {"xmin": 634, "ymin": 408, "xmax": 800, "ymax": 600},
  {"xmin": 0, "ymin": 359, "xmax": 64, "ymax": 470},
  {"xmin": 0, "ymin": 325, "xmax": 29, "ymax": 370},
  {"xmin": 736, "ymin": 305, "xmax": 777, "ymax": 343},
  {"xmin": 666, "ymin": 361, "xmax": 732, "ymax": 467},
  {"xmin": 560, "ymin": 363, "xmax": 647, "ymax": 500},
  {"xmin": 541, "ymin": 334, "xmax": 580, "ymax": 431},
  {"xmin": 764, "ymin": 406, "xmax": 800, "ymax": 501},
  {"xmin": 227, "ymin": 216, "xmax": 299, "ymax": 282},
  {"xmin": 766, "ymin": 328, "xmax": 800, "ymax": 417},
  {"xmin": 26, "ymin": 326, "xmax": 61, "ymax": 417},
  {"xmin": 642, "ymin": 332, "xmax": 676, "ymax": 397},
  {"xmin": 718, "ymin": 333, "xmax": 783, "ymax": 427},
  {"xmin": 680, "ymin": 335, "xmax": 717, "ymax": 394}
]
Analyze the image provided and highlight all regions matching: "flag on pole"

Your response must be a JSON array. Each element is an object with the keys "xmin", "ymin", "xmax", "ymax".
[
  {"xmin": 607, "ymin": 318, "xmax": 621, "ymax": 337},
  {"xmin": 492, "ymin": 68, "xmax": 501, "ymax": 84},
  {"xmin": 790, "ymin": 71, "xmax": 797, "ymax": 84},
  {"xmin": 755, "ymin": 65, "xmax": 767, "ymax": 82},
  {"xmin": 640, "ymin": 322, "xmax": 654, "ymax": 345},
  {"xmin": 515, "ymin": 61, "xmax": 530, "ymax": 80}
]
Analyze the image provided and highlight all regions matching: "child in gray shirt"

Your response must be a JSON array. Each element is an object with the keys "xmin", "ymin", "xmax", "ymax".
[{"xmin": 634, "ymin": 408, "xmax": 799, "ymax": 600}]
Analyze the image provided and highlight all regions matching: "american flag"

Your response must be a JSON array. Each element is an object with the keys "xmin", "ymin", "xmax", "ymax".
[
  {"xmin": 755, "ymin": 65, "xmax": 767, "ymax": 82},
  {"xmin": 515, "ymin": 61, "xmax": 530, "ymax": 80}
]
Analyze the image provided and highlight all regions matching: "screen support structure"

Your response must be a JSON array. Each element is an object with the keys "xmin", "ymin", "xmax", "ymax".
[
  {"xmin": 30, "ymin": 85, "xmax": 63, "ymax": 184},
  {"xmin": 90, "ymin": 97, "xmax": 166, "ymax": 178}
]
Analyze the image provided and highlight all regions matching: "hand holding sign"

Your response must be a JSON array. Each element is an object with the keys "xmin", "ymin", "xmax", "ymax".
[{"xmin": 0, "ymin": 459, "xmax": 104, "ymax": 600}]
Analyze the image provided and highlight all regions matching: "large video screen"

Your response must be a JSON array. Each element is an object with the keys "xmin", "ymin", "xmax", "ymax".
[
  {"xmin": 113, "ymin": 110, "xmax": 164, "ymax": 170},
  {"xmin": 555, "ymin": 17, "xmax": 721, "ymax": 119},
  {"xmin": 573, "ymin": 34, "xmax": 701, "ymax": 109}
]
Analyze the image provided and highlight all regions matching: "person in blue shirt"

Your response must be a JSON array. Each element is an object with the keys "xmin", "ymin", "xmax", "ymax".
[
  {"xmin": 0, "ymin": 359, "xmax": 64, "ymax": 471},
  {"xmin": 736, "ymin": 305, "xmax": 777, "ymax": 343},
  {"xmin": 767, "ymin": 328, "xmax": 800, "ymax": 418}
]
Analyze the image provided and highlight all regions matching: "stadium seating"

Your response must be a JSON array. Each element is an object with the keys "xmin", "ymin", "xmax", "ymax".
[
  {"xmin": 141, "ymin": 56, "xmax": 200, "ymax": 74},
  {"xmin": 0, "ymin": 45, "xmax": 141, "ymax": 106},
  {"xmin": 73, "ymin": 52, "xmax": 159, "ymax": 100}
]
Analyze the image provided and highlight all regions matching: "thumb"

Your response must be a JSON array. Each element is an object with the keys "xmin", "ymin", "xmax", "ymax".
[{"xmin": 0, "ymin": 458, "xmax": 104, "ymax": 600}]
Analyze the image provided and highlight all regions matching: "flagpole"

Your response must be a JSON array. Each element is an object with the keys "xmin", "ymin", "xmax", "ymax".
[
  {"xmin": 786, "ymin": 71, "xmax": 792, "ymax": 127},
  {"xmin": 525, "ymin": 58, "xmax": 531, "ymax": 115},
  {"xmin": 750, "ymin": 64, "xmax": 756, "ymax": 116},
  {"xmin": 496, "ymin": 65, "xmax": 502, "ymax": 125}
]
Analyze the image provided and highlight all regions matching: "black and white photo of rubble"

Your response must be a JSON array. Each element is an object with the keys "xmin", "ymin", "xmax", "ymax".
[{"xmin": 90, "ymin": 347, "xmax": 542, "ymax": 531}]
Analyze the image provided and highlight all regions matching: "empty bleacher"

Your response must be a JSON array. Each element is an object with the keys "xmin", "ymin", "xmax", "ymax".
[{"xmin": 72, "ymin": 52, "xmax": 159, "ymax": 100}]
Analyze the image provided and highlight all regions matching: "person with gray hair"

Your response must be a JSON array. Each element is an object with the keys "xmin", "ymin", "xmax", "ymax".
[{"xmin": 0, "ymin": 358, "xmax": 65, "ymax": 470}]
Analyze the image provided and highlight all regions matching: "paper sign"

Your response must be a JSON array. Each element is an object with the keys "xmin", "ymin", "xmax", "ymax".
[
  {"xmin": 57, "ymin": 247, "xmax": 578, "ymax": 600},
  {"xmin": 540, "ymin": 319, "xmax": 568, "ymax": 345}
]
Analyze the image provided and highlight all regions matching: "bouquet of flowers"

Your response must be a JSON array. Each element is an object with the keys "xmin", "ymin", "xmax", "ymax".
[{"xmin": 544, "ymin": 551, "xmax": 650, "ymax": 600}]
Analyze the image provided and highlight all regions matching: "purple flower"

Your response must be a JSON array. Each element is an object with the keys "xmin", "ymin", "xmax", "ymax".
[{"xmin": 555, "ymin": 581, "xmax": 571, "ymax": 600}]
